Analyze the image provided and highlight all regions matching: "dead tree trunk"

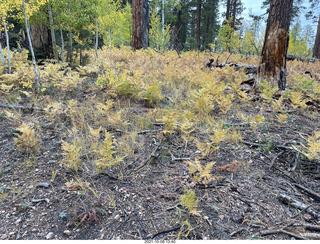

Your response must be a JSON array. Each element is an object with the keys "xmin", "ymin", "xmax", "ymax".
[
  {"xmin": 313, "ymin": 12, "xmax": 320, "ymax": 59},
  {"xmin": 196, "ymin": 0, "xmax": 201, "ymax": 50},
  {"xmin": 257, "ymin": 0, "xmax": 293, "ymax": 90},
  {"xmin": 30, "ymin": 21, "xmax": 50, "ymax": 59},
  {"xmin": 132, "ymin": 0, "xmax": 143, "ymax": 50}
]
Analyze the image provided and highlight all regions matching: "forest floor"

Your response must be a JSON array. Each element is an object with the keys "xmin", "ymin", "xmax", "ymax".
[{"xmin": 0, "ymin": 49, "xmax": 320, "ymax": 240}]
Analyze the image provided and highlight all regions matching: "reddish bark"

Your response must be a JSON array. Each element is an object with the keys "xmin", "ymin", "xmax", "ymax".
[
  {"xmin": 257, "ymin": 0, "xmax": 293, "ymax": 90},
  {"xmin": 132, "ymin": 0, "xmax": 143, "ymax": 50},
  {"xmin": 313, "ymin": 12, "xmax": 320, "ymax": 59},
  {"xmin": 196, "ymin": 0, "xmax": 202, "ymax": 50},
  {"xmin": 231, "ymin": 0, "xmax": 237, "ymax": 28}
]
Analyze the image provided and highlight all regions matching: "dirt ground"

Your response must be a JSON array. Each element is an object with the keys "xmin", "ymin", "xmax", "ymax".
[{"xmin": 0, "ymin": 93, "xmax": 320, "ymax": 240}]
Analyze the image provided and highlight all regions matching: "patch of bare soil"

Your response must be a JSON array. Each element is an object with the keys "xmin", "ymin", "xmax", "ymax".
[{"xmin": 0, "ymin": 95, "xmax": 320, "ymax": 240}]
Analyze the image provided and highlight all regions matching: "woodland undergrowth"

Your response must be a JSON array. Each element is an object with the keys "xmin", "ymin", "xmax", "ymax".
[{"xmin": 1, "ymin": 47, "xmax": 320, "ymax": 230}]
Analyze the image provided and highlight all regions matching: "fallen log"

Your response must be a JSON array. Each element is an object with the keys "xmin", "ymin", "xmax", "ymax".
[
  {"xmin": 286, "ymin": 55, "xmax": 319, "ymax": 63},
  {"xmin": 214, "ymin": 63, "xmax": 258, "ymax": 74}
]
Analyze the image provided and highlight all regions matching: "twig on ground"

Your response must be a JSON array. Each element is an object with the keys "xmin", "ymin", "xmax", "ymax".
[
  {"xmin": 137, "ymin": 130, "xmax": 161, "ymax": 135},
  {"xmin": 147, "ymin": 225, "xmax": 181, "ymax": 239},
  {"xmin": 288, "ymin": 151, "xmax": 300, "ymax": 172},
  {"xmin": 133, "ymin": 134, "xmax": 163, "ymax": 172},
  {"xmin": 298, "ymin": 224, "xmax": 320, "ymax": 232},
  {"xmin": 269, "ymin": 152, "xmax": 283, "ymax": 169},
  {"xmin": 0, "ymin": 103, "xmax": 44, "ymax": 111},
  {"xmin": 169, "ymin": 151, "xmax": 190, "ymax": 162},
  {"xmin": 230, "ymin": 228, "xmax": 246, "ymax": 237},
  {"xmin": 136, "ymin": 210, "xmax": 147, "ymax": 239},
  {"xmin": 294, "ymin": 183, "xmax": 320, "ymax": 201},
  {"xmin": 254, "ymin": 229, "xmax": 306, "ymax": 240},
  {"xmin": 278, "ymin": 193, "xmax": 320, "ymax": 219}
]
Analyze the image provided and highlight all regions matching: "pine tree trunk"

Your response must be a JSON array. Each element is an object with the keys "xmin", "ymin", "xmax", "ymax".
[
  {"xmin": 226, "ymin": 0, "xmax": 231, "ymax": 21},
  {"xmin": 173, "ymin": 9, "xmax": 182, "ymax": 50},
  {"xmin": 22, "ymin": 0, "xmax": 40, "ymax": 90},
  {"xmin": 59, "ymin": 24, "xmax": 65, "ymax": 63},
  {"xmin": 257, "ymin": 0, "xmax": 293, "ymax": 90},
  {"xmin": 132, "ymin": 0, "xmax": 143, "ymax": 50},
  {"xmin": 312, "ymin": 12, "xmax": 320, "ymax": 59},
  {"xmin": 0, "ymin": 30, "xmax": 5, "ymax": 66},
  {"xmin": 3, "ymin": 16, "xmax": 11, "ymax": 74},
  {"xmin": 48, "ymin": 3, "xmax": 58, "ymax": 61},
  {"xmin": 231, "ymin": 0, "xmax": 237, "ymax": 28},
  {"xmin": 142, "ymin": 0, "xmax": 149, "ymax": 49},
  {"xmin": 196, "ymin": 0, "xmax": 201, "ymax": 50}
]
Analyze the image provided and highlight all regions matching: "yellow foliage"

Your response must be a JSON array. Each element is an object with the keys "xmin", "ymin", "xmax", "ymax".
[
  {"xmin": 293, "ymin": 132, "xmax": 320, "ymax": 161},
  {"xmin": 0, "ymin": 73, "xmax": 19, "ymax": 85},
  {"xmin": 186, "ymin": 158, "xmax": 218, "ymax": 187},
  {"xmin": 210, "ymin": 123, "xmax": 229, "ymax": 144},
  {"xmin": 228, "ymin": 130, "xmax": 242, "ymax": 144},
  {"xmin": 61, "ymin": 140, "xmax": 81, "ymax": 171},
  {"xmin": 157, "ymin": 111, "xmax": 178, "ymax": 135},
  {"xmin": 179, "ymin": 189, "xmax": 201, "ymax": 215},
  {"xmin": 107, "ymin": 110, "xmax": 130, "ymax": 129},
  {"xmin": 180, "ymin": 116, "xmax": 195, "ymax": 142},
  {"xmin": 95, "ymin": 132, "xmax": 122, "ymax": 170},
  {"xmin": 88, "ymin": 125, "xmax": 102, "ymax": 139},
  {"xmin": 14, "ymin": 122, "xmax": 39, "ymax": 153},
  {"xmin": 96, "ymin": 100, "xmax": 114, "ymax": 115},
  {"xmin": 277, "ymin": 114, "xmax": 288, "ymax": 124},
  {"xmin": 290, "ymin": 91, "xmax": 309, "ymax": 109},
  {"xmin": 45, "ymin": 101, "xmax": 63, "ymax": 119}
]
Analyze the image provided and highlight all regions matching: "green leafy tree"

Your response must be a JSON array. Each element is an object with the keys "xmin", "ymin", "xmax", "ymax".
[
  {"xmin": 216, "ymin": 18, "xmax": 241, "ymax": 53},
  {"xmin": 242, "ymin": 28, "xmax": 263, "ymax": 55},
  {"xmin": 149, "ymin": 9, "xmax": 172, "ymax": 51},
  {"xmin": 288, "ymin": 22, "xmax": 309, "ymax": 57}
]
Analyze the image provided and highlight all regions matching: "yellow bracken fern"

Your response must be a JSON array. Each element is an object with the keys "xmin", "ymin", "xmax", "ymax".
[
  {"xmin": 186, "ymin": 158, "xmax": 218, "ymax": 187},
  {"xmin": 293, "ymin": 132, "xmax": 320, "ymax": 161},
  {"xmin": 14, "ymin": 122, "xmax": 39, "ymax": 153}
]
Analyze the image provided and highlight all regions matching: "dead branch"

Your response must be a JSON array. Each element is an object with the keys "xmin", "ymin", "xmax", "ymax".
[
  {"xmin": 137, "ymin": 130, "xmax": 161, "ymax": 135},
  {"xmin": 0, "ymin": 103, "xmax": 44, "ymax": 111},
  {"xmin": 148, "ymin": 225, "xmax": 181, "ymax": 239},
  {"xmin": 294, "ymin": 183, "xmax": 320, "ymax": 201},
  {"xmin": 300, "ymin": 233, "xmax": 320, "ymax": 240},
  {"xmin": 225, "ymin": 53, "xmax": 232, "ymax": 64},
  {"xmin": 133, "ymin": 134, "xmax": 163, "ymax": 172},
  {"xmin": 278, "ymin": 193, "xmax": 320, "ymax": 219},
  {"xmin": 242, "ymin": 140, "xmax": 293, "ymax": 151},
  {"xmin": 292, "ymin": 223, "xmax": 320, "ymax": 232},
  {"xmin": 255, "ymin": 229, "xmax": 306, "ymax": 240},
  {"xmin": 169, "ymin": 151, "xmax": 190, "ymax": 161},
  {"xmin": 269, "ymin": 152, "xmax": 283, "ymax": 170}
]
